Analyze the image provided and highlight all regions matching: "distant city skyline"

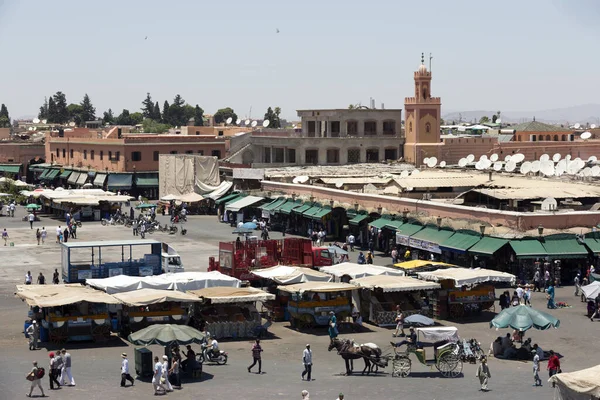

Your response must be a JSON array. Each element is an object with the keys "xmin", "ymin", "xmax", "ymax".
[{"xmin": 0, "ymin": 0, "xmax": 598, "ymax": 120}]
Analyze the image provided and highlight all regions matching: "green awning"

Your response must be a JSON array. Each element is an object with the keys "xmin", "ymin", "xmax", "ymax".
[
  {"xmin": 349, "ymin": 213, "xmax": 369, "ymax": 226},
  {"xmin": 59, "ymin": 169, "xmax": 72, "ymax": 179},
  {"xmin": 439, "ymin": 232, "xmax": 482, "ymax": 253},
  {"xmin": 38, "ymin": 169, "xmax": 49, "ymax": 179},
  {"xmin": 584, "ymin": 239, "xmax": 600, "ymax": 254},
  {"xmin": 261, "ymin": 198, "xmax": 287, "ymax": 211},
  {"xmin": 0, "ymin": 164, "xmax": 21, "ymax": 174},
  {"xmin": 310, "ymin": 207, "xmax": 332, "ymax": 220},
  {"xmin": 41, "ymin": 169, "xmax": 60, "ymax": 180},
  {"xmin": 277, "ymin": 200, "xmax": 302, "ymax": 214},
  {"xmin": 467, "ymin": 237, "xmax": 508, "ymax": 256},
  {"xmin": 106, "ymin": 173, "xmax": 133, "ymax": 190},
  {"xmin": 292, "ymin": 203, "xmax": 313, "ymax": 214},
  {"xmin": 510, "ymin": 240, "xmax": 547, "ymax": 259},
  {"xmin": 214, "ymin": 192, "xmax": 241, "ymax": 205},
  {"xmin": 410, "ymin": 227, "xmax": 455, "ymax": 244},
  {"xmin": 224, "ymin": 193, "xmax": 246, "ymax": 205},
  {"xmin": 302, "ymin": 205, "xmax": 322, "ymax": 218},
  {"xmin": 369, "ymin": 217, "xmax": 392, "ymax": 229},
  {"xmin": 395, "ymin": 223, "xmax": 424, "ymax": 237},
  {"xmin": 543, "ymin": 239, "xmax": 589, "ymax": 259},
  {"xmin": 135, "ymin": 173, "xmax": 159, "ymax": 187},
  {"xmin": 383, "ymin": 220, "xmax": 404, "ymax": 230}
]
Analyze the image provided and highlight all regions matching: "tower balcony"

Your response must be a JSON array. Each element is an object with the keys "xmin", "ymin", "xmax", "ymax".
[{"xmin": 404, "ymin": 97, "xmax": 441, "ymax": 104}]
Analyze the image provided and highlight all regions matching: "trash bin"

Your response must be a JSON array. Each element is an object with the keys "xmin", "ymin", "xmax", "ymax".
[
  {"xmin": 111, "ymin": 318, "xmax": 118, "ymax": 332},
  {"xmin": 39, "ymin": 326, "xmax": 48, "ymax": 342},
  {"xmin": 135, "ymin": 347, "xmax": 153, "ymax": 377}
]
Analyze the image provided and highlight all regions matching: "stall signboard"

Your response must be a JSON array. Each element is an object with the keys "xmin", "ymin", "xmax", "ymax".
[
  {"xmin": 109, "ymin": 268, "xmax": 123, "ymax": 277},
  {"xmin": 146, "ymin": 316, "xmax": 169, "ymax": 322},
  {"xmin": 77, "ymin": 270, "xmax": 93, "ymax": 280},
  {"xmin": 408, "ymin": 238, "xmax": 442, "ymax": 254},
  {"xmin": 448, "ymin": 286, "xmax": 495, "ymax": 304},
  {"xmin": 139, "ymin": 266, "xmax": 153, "ymax": 276},
  {"xmin": 262, "ymin": 210, "xmax": 270, "ymax": 219},
  {"xmin": 396, "ymin": 233, "xmax": 410, "ymax": 246},
  {"xmin": 219, "ymin": 250, "xmax": 232, "ymax": 269}
]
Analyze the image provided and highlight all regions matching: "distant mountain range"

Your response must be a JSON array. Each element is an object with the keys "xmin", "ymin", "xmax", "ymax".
[{"xmin": 443, "ymin": 104, "xmax": 600, "ymax": 125}]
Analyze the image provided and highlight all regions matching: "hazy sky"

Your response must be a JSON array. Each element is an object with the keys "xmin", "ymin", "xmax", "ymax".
[{"xmin": 0, "ymin": 0, "xmax": 598, "ymax": 120}]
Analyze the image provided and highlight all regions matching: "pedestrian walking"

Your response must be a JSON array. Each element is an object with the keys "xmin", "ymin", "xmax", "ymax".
[
  {"xmin": 547, "ymin": 350, "xmax": 560, "ymax": 386},
  {"xmin": 168, "ymin": 354, "xmax": 181, "ymax": 389},
  {"xmin": 533, "ymin": 268, "xmax": 541, "ymax": 292},
  {"xmin": 140, "ymin": 223, "xmax": 146, "ymax": 239},
  {"xmin": 56, "ymin": 226, "xmax": 61, "ymax": 243},
  {"xmin": 41, "ymin": 227, "xmax": 47, "ymax": 244},
  {"xmin": 248, "ymin": 339, "xmax": 263, "ymax": 374},
  {"xmin": 49, "ymin": 352, "xmax": 61, "ymax": 390},
  {"xmin": 2, "ymin": 228, "xmax": 9, "ymax": 245},
  {"xmin": 591, "ymin": 300, "xmax": 600, "ymax": 321},
  {"xmin": 336, "ymin": 393, "xmax": 344, "ymax": 400},
  {"xmin": 29, "ymin": 212, "xmax": 35, "ymax": 229},
  {"xmin": 26, "ymin": 320, "xmax": 39, "ymax": 350},
  {"xmin": 524, "ymin": 285, "xmax": 532, "ymax": 306},
  {"xmin": 60, "ymin": 348, "xmax": 75, "ymax": 386},
  {"xmin": 161, "ymin": 355, "xmax": 173, "ymax": 392},
  {"xmin": 120, "ymin": 353, "xmax": 135, "ymax": 387},
  {"xmin": 574, "ymin": 272, "xmax": 581, "ymax": 296},
  {"xmin": 63, "ymin": 227, "xmax": 69, "ymax": 243},
  {"xmin": 532, "ymin": 350, "xmax": 542, "ymax": 386},
  {"xmin": 392, "ymin": 306, "xmax": 405, "ymax": 337},
  {"xmin": 476, "ymin": 355, "xmax": 491, "ymax": 391},
  {"xmin": 25, "ymin": 271, "xmax": 33, "ymax": 285},
  {"xmin": 71, "ymin": 222, "xmax": 77, "ymax": 239},
  {"xmin": 9, "ymin": 201, "xmax": 15, "ymax": 217},
  {"xmin": 26, "ymin": 361, "xmax": 45, "ymax": 398},
  {"xmin": 348, "ymin": 233, "xmax": 355, "ymax": 251},
  {"xmin": 132, "ymin": 219, "xmax": 138, "ymax": 236},
  {"xmin": 301, "ymin": 389, "xmax": 310, "ymax": 399},
  {"xmin": 328, "ymin": 311, "xmax": 338, "ymax": 342},
  {"xmin": 301, "ymin": 344, "xmax": 312, "ymax": 381},
  {"xmin": 37, "ymin": 272, "xmax": 45, "ymax": 285},
  {"xmin": 152, "ymin": 356, "xmax": 166, "ymax": 395},
  {"xmin": 36, "ymin": 228, "xmax": 41, "ymax": 245},
  {"xmin": 52, "ymin": 269, "xmax": 59, "ymax": 284}
]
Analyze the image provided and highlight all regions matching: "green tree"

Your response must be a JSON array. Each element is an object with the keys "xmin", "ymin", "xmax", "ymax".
[
  {"xmin": 80, "ymin": 93, "xmax": 96, "ymax": 122},
  {"xmin": 213, "ymin": 107, "xmax": 237, "ymax": 124},
  {"xmin": 479, "ymin": 116, "xmax": 490, "ymax": 124},
  {"xmin": 193, "ymin": 105, "xmax": 204, "ymax": 126},
  {"xmin": 103, "ymin": 109, "xmax": 114, "ymax": 125},
  {"xmin": 141, "ymin": 92, "xmax": 154, "ymax": 119},
  {"xmin": 182, "ymin": 104, "xmax": 195, "ymax": 125},
  {"xmin": 0, "ymin": 104, "xmax": 10, "ymax": 128},
  {"xmin": 38, "ymin": 97, "xmax": 49, "ymax": 120},
  {"xmin": 263, "ymin": 106, "xmax": 281, "ymax": 128},
  {"xmin": 167, "ymin": 94, "xmax": 187, "ymax": 126},
  {"xmin": 52, "ymin": 91, "xmax": 69, "ymax": 124},
  {"xmin": 67, "ymin": 103, "xmax": 84, "ymax": 126},
  {"xmin": 130, "ymin": 112, "xmax": 144, "ymax": 125},
  {"xmin": 153, "ymin": 102, "xmax": 161, "ymax": 120},
  {"xmin": 47, "ymin": 96, "xmax": 57, "ymax": 123},
  {"xmin": 116, "ymin": 109, "xmax": 132, "ymax": 125},
  {"xmin": 440, "ymin": 118, "xmax": 446, "ymax": 125},
  {"xmin": 142, "ymin": 118, "xmax": 170, "ymax": 133},
  {"xmin": 162, "ymin": 100, "xmax": 170, "ymax": 124}
]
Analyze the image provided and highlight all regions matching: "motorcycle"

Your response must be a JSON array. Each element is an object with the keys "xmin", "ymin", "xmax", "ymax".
[
  {"xmin": 200, "ymin": 343, "xmax": 228, "ymax": 365},
  {"xmin": 101, "ymin": 218, "xmax": 116, "ymax": 226}
]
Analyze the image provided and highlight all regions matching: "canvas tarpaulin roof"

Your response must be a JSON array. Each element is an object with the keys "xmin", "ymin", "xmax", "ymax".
[
  {"xmin": 393, "ymin": 260, "xmax": 457, "ymax": 270},
  {"xmin": 350, "ymin": 275, "xmax": 441, "ymax": 292},
  {"xmin": 252, "ymin": 265, "xmax": 332, "ymax": 284},
  {"xmin": 207, "ymin": 181, "xmax": 233, "ymax": 200},
  {"xmin": 277, "ymin": 281, "xmax": 358, "ymax": 294},
  {"xmin": 112, "ymin": 288, "xmax": 203, "ymax": 306},
  {"xmin": 76, "ymin": 173, "xmax": 88, "ymax": 185},
  {"xmin": 416, "ymin": 327, "xmax": 459, "ymax": 342},
  {"xmin": 188, "ymin": 287, "xmax": 275, "ymax": 304},
  {"xmin": 93, "ymin": 173, "xmax": 107, "ymax": 186},
  {"xmin": 159, "ymin": 154, "xmax": 220, "ymax": 198},
  {"xmin": 416, "ymin": 267, "xmax": 516, "ymax": 286},
  {"xmin": 214, "ymin": 192, "xmax": 241, "ymax": 205},
  {"xmin": 580, "ymin": 281, "xmax": 600, "ymax": 301},
  {"xmin": 320, "ymin": 262, "xmax": 405, "ymax": 279},
  {"xmin": 179, "ymin": 192, "xmax": 204, "ymax": 203},
  {"xmin": 15, "ymin": 284, "xmax": 120, "ymax": 307},
  {"xmin": 67, "ymin": 172, "xmax": 80, "ymax": 185},
  {"xmin": 225, "ymin": 195, "xmax": 264, "ymax": 212},
  {"xmin": 107, "ymin": 174, "xmax": 133, "ymax": 190},
  {"xmin": 548, "ymin": 364, "xmax": 600, "ymax": 400},
  {"xmin": 510, "ymin": 240, "xmax": 548, "ymax": 259}
]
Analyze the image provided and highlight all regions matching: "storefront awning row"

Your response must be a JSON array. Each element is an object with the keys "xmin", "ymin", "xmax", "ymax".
[
  {"xmin": 214, "ymin": 192, "xmax": 243, "ymax": 205},
  {"xmin": 135, "ymin": 173, "xmax": 159, "ymax": 187},
  {"xmin": 106, "ymin": 174, "xmax": 133, "ymax": 191},
  {"xmin": 67, "ymin": 172, "xmax": 80, "ymax": 185},
  {"xmin": 510, "ymin": 240, "xmax": 547, "ymax": 259},
  {"xmin": 225, "ymin": 195, "xmax": 264, "ymax": 212},
  {"xmin": 348, "ymin": 213, "xmax": 369, "ymax": 226},
  {"xmin": 94, "ymin": 173, "xmax": 107, "ymax": 187},
  {"xmin": 59, "ymin": 169, "xmax": 72, "ymax": 179},
  {"xmin": 277, "ymin": 199, "xmax": 302, "ymax": 214},
  {"xmin": 0, "ymin": 164, "xmax": 21, "ymax": 174},
  {"xmin": 439, "ymin": 232, "xmax": 482, "ymax": 254},
  {"xmin": 261, "ymin": 198, "xmax": 287, "ymax": 212},
  {"xmin": 467, "ymin": 237, "xmax": 508, "ymax": 256}
]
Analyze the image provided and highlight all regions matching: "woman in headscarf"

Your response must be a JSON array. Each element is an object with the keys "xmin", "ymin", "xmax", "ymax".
[{"xmin": 328, "ymin": 311, "xmax": 338, "ymax": 342}]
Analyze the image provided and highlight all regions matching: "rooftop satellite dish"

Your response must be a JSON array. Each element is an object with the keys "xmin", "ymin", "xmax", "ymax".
[
  {"xmin": 574, "ymin": 123, "xmax": 581, "ymax": 129},
  {"xmin": 33, "ymin": 126, "xmax": 37, "ymax": 131},
  {"xmin": 505, "ymin": 161, "xmax": 516, "ymax": 172},
  {"xmin": 475, "ymin": 161, "xmax": 484, "ymax": 170},
  {"xmin": 466, "ymin": 154, "xmax": 475, "ymax": 163},
  {"xmin": 520, "ymin": 162, "xmax": 532, "ymax": 174},
  {"xmin": 583, "ymin": 167, "xmax": 593, "ymax": 177},
  {"xmin": 482, "ymin": 159, "xmax": 492, "ymax": 169},
  {"xmin": 581, "ymin": 131, "xmax": 592, "ymax": 140},
  {"xmin": 262, "ymin": 119, "xmax": 270, "ymax": 128},
  {"xmin": 479, "ymin": 155, "xmax": 488, "ymax": 161},
  {"xmin": 251, "ymin": 121, "xmax": 258, "ymax": 128},
  {"xmin": 439, "ymin": 161, "xmax": 446, "ymax": 168},
  {"xmin": 493, "ymin": 162, "xmax": 502, "ymax": 171},
  {"xmin": 235, "ymin": 118, "xmax": 241, "ymax": 125},
  {"xmin": 292, "ymin": 175, "xmax": 310, "ymax": 184},
  {"xmin": 226, "ymin": 117, "xmax": 233, "ymax": 124},
  {"xmin": 541, "ymin": 197, "xmax": 557, "ymax": 211},
  {"xmin": 504, "ymin": 155, "xmax": 512, "ymax": 162},
  {"xmin": 592, "ymin": 165, "xmax": 600, "ymax": 176},
  {"xmin": 68, "ymin": 122, "xmax": 75, "ymax": 127},
  {"xmin": 33, "ymin": 118, "xmax": 40, "ymax": 124},
  {"xmin": 400, "ymin": 170, "xmax": 410, "ymax": 178},
  {"xmin": 244, "ymin": 119, "xmax": 250, "ymax": 126},
  {"xmin": 41, "ymin": 119, "xmax": 47, "ymax": 124},
  {"xmin": 530, "ymin": 160, "xmax": 541, "ymax": 173},
  {"xmin": 28, "ymin": 127, "xmax": 33, "ymax": 131},
  {"xmin": 426, "ymin": 157, "xmax": 438, "ymax": 168},
  {"xmin": 411, "ymin": 169, "xmax": 420, "ymax": 175},
  {"xmin": 555, "ymin": 164, "xmax": 565, "ymax": 177},
  {"xmin": 540, "ymin": 154, "xmax": 550, "ymax": 162},
  {"xmin": 458, "ymin": 158, "xmax": 468, "ymax": 167},
  {"xmin": 552, "ymin": 153, "xmax": 561, "ymax": 162},
  {"xmin": 496, "ymin": 118, "xmax": 502, "ymax": 124},
  {"xmin": 588, "ymin": 156, "xmax": 597, "ymax": 163},
  {"xmin": 567, "ymin": 163, "xmax": 581, "ymax": 175},
  {"xmin": 405, "ymin": 187, "xmax": 414, "ymax": 192},
  {"xmin": 541, "ymin": 162, "xmax": 555, "ymax": 177},
  {"xmin": 490, "ymin": 154, "xmax": 498, "ymax": 162},
  {"xmin": 592, "ymin": 124, "xmax": 597, "ymax": 129},
  {"xmin": 512, "ymin": 153, "xmax": 525, "ymax": 163},
  {"xmin": 423, "ymin": 157, "xmax": 430, "ymax": 164}
]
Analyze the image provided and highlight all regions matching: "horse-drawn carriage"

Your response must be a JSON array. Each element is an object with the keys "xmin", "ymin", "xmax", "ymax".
[{"xmin": 392, "ymin": 326, "xmax": 463, "ymax": 378}]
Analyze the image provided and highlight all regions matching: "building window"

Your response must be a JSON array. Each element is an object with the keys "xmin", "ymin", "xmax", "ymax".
[
  {"xmin": 153, "ymin": 151, "xmax": 159, "ymax": 161},
  {"xmin": 196, "ymin": 131, "xmax": 200, "ymax": 135},
  {"xmin": 347, "ymin": 120, "xmax": 358, "ymax": 135},
  {"xmin": 305, "ymin": 149, "xmax": 319, "ymax": 165},
  {"xmin": 218, "ymin": 131, "xmax": 224, "ymax": 136},
  {"xmin": 100, "ymin": 151, "xmax": 104, "ymax": 160},
  {"xmin": 263, "ymin": 149, "xmax": 271, "ymax": 163},
  {"xmin": 83, "ymin": 150, "xmax": 87, "ymax": 160},
  {"xmin": 330, "ymin": 121, "xmax": 340, "ymax": 137},
  {"xmin": 307, "ymin": 121, "xmax": 316, "ymax": 137},
  {"xmin": 212, "ymin": 150, "xmax": 221, "ymax": 158},
  {"xmin": 383, "ymin": 120, "xmax": 396, "ymax": 135},
  {"xmin": 538, "ymin": 135, "xmax": 543, "ymax": 141},
  {"xmin": 347, "ymin": 148, "xmax": 360, "ymax": 164},
  {"xmin": 90, "ymin": 150, "xmax": 94, "ymax": 160},
  {"xmin": 364, "ymin": 121, "xmax": 376, "ymax": 135},
  {"xmin": 108, "ymin": 151, "xmax": 112, "ymax": 160},
  {"xmin": 384, "ymin": 148, "xmax": 397, "ymax": 160},
  {"xmin": 273, "ymin": 148, "xmax": 284, "ymax": 163},
  {"xmin": 197, "ymin": 150, "xmax": 204, "ymax": 155},
  {"xmin": 545, "ymin": 135, "xmax": 551, "ymax": 141},
  {"xmin": 518, "ymin": 136, "xmax": 522, "ymax": 142},
  {"xmin": 326, "ymin": 149, "xmax": 340, "ymax": 164},
  {"xmin": 562, "ymin": 135, "xmax": 566, "ymax": 141},
  {"xmin": 287, "ymin": 149, "xmax": 296, "ymax": 164},
  {"xmin": 170, "ymin": 150, "xmax": 177, "ymax": 154},
  {"xmin": 553, "ymin": 135, "xmax": 558, "ymax": 141},
  {"xmin": 62, "ymin": 149, "xmax": 66, "ymax": 158},
  {"xmin": 56, "ymin": 149, "xmax": 59, "ymax": 158},
  {"xmin": 185, "ymin": 150, "xmax": 193, "ymax": 154},
  {"xmin": 409, "ymin": 122, "xmax": 413, "ymax": 133},
  {"xmin": 115, "ymin": 151, "xmax": 120, "ymax": 161},
  {"xmin": 426, "ymin": 122, "xmax": 431, "ymax": 134},
  {"xmin": 70, "ymin": 149, "xmax": 73, "ymax": 159},
  {"xmin": 131, "ymin": 151, "xmax": 142, "ymax": 161},
  {"xmin": 366, "ymin": 148, "xmax": 379, "ymax": 163}
]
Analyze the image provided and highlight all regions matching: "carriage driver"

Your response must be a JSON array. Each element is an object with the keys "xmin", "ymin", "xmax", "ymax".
[{"xmin": 391, "ymin": 327, "xmax": 417, "ymax": 348}]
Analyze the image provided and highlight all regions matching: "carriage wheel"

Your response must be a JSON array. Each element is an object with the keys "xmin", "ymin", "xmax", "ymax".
[
  {"xmin": 392, "ymin": 355, "xmax": 411, "ymax": 377},
  {"xmin": 437, "ymin": 354, "xmax": 463, "ymax": 378},
  {"xmin": 449, "ymin": 304, "xmax": 464, "ymax": 319}
]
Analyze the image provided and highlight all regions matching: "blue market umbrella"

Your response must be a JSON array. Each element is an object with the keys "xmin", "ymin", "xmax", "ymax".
[
  {"xmin": 404, "ymin": 314, "xmax": 435, "ymax": 327},
  {"xmin": 241, "ymin": 222, "xmax": 257, "ymax": 230}
]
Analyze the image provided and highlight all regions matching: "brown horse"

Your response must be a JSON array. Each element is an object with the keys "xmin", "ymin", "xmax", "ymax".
[{"xmin": 328, "ymin": 338, "xmax": 386, "ymax": 375}]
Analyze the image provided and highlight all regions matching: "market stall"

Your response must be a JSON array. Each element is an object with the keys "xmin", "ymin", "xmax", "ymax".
[
  {"xmin": 277, "ymin": 282, "xmax": 357, "ymax": 329},
  {"xmin": 416, "ymin": 268, "xmax": 516, "ymax": 320},
  {"xmin": 548, "ymin": 364, "xmax": 600, "ymax": 400},
  {"xmin": 112, "ymin": 288, "xmax": 203, "ymax": 335},
  {"xmin": 320, "ymin": 262, "xmax": 405, "ymax": 283},
  {"xmin": 350, "ymin": 275, "xmax": 441, "ymax": 326},
  {"xmin": 188, "ymin": 287, "xmax": 275, "ymax": 339},
  {"xmin": 15, "ymin": 284, "xmax": 119, "ymax": 343},
  {"xmin": 393, "ymin": 260, "xmax": 457, "ymax": 277}
]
